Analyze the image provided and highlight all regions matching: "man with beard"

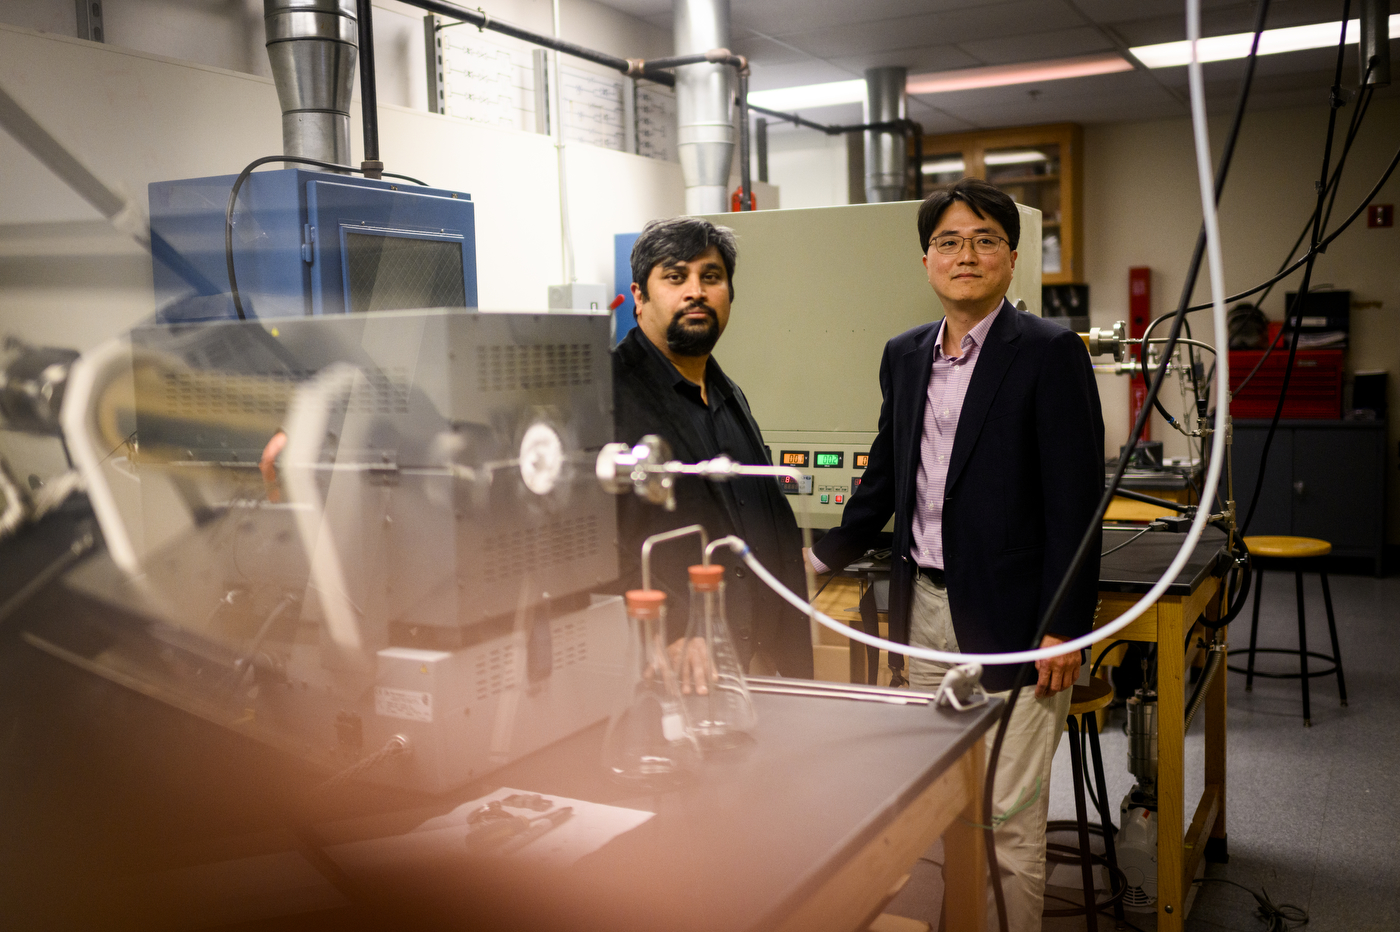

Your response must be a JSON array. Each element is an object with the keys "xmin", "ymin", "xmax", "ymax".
[{"xmin": 611, "ymin": 216, "xmax": 813, "ymax": 678}]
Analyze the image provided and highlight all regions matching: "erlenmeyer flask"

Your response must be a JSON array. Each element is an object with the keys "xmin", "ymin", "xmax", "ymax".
[
  {"xmin": 676, "ymin": 564, "xmax": 757, "ymax": 749},
  {"xmin": 600, "ymin": 589, "xmax": 701, "ymax": 788}
]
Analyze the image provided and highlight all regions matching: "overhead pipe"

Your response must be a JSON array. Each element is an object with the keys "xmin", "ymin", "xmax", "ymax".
[
  {"xmin": 403, "ymin": 0, "xmax": 674, "ymax": 86},
  {"xmin": 1358, "ymin": 0, "xmax": 1391, "ymax": 86},
  {"xmin": 264, "ymin": 0, "xmax": 359, "ymax": 168},
  {"xmin": 385, "ymin": 0, "xmax": 759, "ymax": 210},
  {"xmin": 864, "ymin": 66, "xmax": 908, "ymax": 202},
  {"xmin": 747, "ymin": 101, "xmax": 924, "ymax": 199},
  {"xmin": 674, "ymin": 0, "xmax": 735, "ymax": 214},
  {"xmin": 355, "ymin": 0, "xmax": 381, "ymax": 177}
]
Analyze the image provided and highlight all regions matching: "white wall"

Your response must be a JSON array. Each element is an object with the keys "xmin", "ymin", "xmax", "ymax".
[
  {"xmin": 0, "ymin": 18, "xmax": 683, "ymax": 479},
  {"xmin": 0, "ymin": 0, "xmax": 671, "ymax": 89},
  {"xmin": 1083, "ymin": 98, "xmax": 1400, "ymax": 543},
  {"xmin": 763, "ymin": 127, "xmax": 850, "ymax": 210}
]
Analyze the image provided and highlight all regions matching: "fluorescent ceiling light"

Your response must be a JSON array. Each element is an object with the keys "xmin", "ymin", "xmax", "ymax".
[
  {"xmin": 747, "ymin": 52, "xmax": 1132, "ymax": 113},
  {"xmin": 905, "ymin": 53, "xmax": 1132, "ymax": 94},
  {"xmin": 747, "ymin": 79, "xmax": 865, "ymax": 111},
  {"xmin": 922, "ymin": 150, "xmax": 1049, "ymax": 175},
  {"xmin": 1130, "ymin": 14, "xmax": 1400, "ymax": 68},
  {"xmin": 922, "ymin": 158, "xmax": 966, "ymax": 175}
]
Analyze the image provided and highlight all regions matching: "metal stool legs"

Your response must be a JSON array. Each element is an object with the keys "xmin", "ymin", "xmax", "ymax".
[
  {"xmin": 1065, "ymin": 716, "xmax": 1098, "ymax": 932},
  {"xmin": 1320, "ymin": 571, "xmax": 1347, "ymax": 707},
  {"xmin": 1230, "ymin": 560, "xmax": 1347, "ymax": 725},
  {"xmin": 1086, "ymin": 713, "xmax": 1126, "ymax": 926},
  {"xmin": 1245, "ymin": 565, "xmax": 1263, "ymax": 690},
  {"xmin": 1294, "ymin": 569, "xmax": 1311, "ymax": 725}
]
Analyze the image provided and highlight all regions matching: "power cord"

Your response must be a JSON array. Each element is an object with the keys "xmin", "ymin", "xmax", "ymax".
[{"xmin": 1194, "ymin": 877, "xmax": 1309, "ymax": 931}]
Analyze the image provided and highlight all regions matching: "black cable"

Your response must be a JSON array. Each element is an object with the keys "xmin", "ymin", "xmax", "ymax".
[
  {"xmin": 1101, "ymin": 524, "xmax": 1155, "ymax": 557},
  {"xmin": 224, "ymin": 155, "xmax": 430, "ymax": 321},
  {"xmin": 1141, "ymin": 70, "xmax": 1388, "ymax": 344},
  {"xmin": 979, "ymin": 12, "xmax": 1273, "ymax": 928},
  {"xmin": 977, "ymin": 7, "xmax": 1275, "ymax": 925},
  {"xmin": 1229, "ymin": 77, "xmax": 1375, "ymax": 397},
  {"xmin": 1241, "ymin": 0, "xmax": 1352, "ymax": 538},
  {"xmin": 1134, "ymin": 0, "xmax": 1271, "ymax": 436},
  {"xmin": 1193, "ymin": 877, "xmax": 1309, "ymax": 930}
]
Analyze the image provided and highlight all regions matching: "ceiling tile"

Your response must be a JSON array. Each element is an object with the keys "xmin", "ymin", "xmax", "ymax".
[
  {"xmin": 746, "ymin": 60, "xmax": 865, "ymax": 91},
  {"xmin": 732, "ymin": 0, "xmax": 1021, "ymax": 38},
  {"xmin": 1111, "ymin": 1, "xmax": 1359, "ymax": 47},
  {"xmin": 954, "ymin": 25, "xmax": 1116, "ymax": 65},
  {"xmin": 730, "ymin": 35, "xmax": 813, "ymax": 66},
  {"xmin": 828, "ymin": 45, "xmax": 983, "ymax": 75},
  {"xmin": 762, "ymin": 1, "xmax": 1083, "ymax": 60}
]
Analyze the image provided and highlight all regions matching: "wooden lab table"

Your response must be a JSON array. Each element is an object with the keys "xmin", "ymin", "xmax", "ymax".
[{"xmin": 1095, "ymin": 526, "xmax": 1230, "ymax": 932}]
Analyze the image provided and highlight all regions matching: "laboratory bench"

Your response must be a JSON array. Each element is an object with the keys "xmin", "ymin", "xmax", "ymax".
[{"xmin": 0, "ymin": 498, "xmax": 1001, "ymax": 932}]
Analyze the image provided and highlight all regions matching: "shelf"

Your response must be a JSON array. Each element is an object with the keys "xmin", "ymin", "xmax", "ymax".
[
  {"xmin": 989, "ymin": 173, "xmax": 1060, "ymax": 185},
  {"xmin": 920, "ymin": 123, "xmax": 1083, "ymax": 284}
]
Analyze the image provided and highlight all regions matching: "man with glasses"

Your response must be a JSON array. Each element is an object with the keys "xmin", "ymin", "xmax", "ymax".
[{"xmin": 808, "ymin": 178, "xmax": 1103, "ymax": 930}]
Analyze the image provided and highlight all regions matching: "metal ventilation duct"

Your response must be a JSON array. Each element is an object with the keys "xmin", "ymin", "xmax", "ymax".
[
  {"xmin": 264, "ymin": 0, "xmax": 359, "ymax": 166},
  {"xmin": 1359, "ymin": 0, "xmax": 1391, "ymax": 87},
  {"xmin": 864, "ymin": 67, "xmax": 907, "ymax": 203},
  {"xmin": 673, "ymin": 0, "xmax": 734, "ymax": 214}
]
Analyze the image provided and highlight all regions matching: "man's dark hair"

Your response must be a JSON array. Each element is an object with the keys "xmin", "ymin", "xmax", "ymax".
[
  {"xmin": 630, "ymin": 216, "xmax": 738, "ymax": 301},
  {"xmin": 916, "ymin": 178, "xmax": 1020, "ymax": 253}
]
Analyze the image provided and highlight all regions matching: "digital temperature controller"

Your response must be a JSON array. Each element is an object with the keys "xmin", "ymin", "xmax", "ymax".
[{"xmin": 813, "ymin": 451, "xmax": 843, "ymax": 468}]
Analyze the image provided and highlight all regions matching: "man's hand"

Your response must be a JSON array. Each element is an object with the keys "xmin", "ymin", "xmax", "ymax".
[
  {"xmin": 668, "ymin": 637, "xmax": 712, "ymax": 695},
  {"xmin": 802, "ymin": 547, "xmax": 827, "ymax": 575},
  {"xmin": 1034, "ymin": 633, "xmax": 1080, "ymax": 698}
]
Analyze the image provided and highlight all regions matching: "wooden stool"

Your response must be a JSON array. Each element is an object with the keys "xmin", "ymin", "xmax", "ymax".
[
  {"xmin": 1044, "ymin": 676, "xmax": 1123, "ymax": 930},
  {"xmin": 1227, "ymin": 536, "xmax": 1347, "ymax": 726}
]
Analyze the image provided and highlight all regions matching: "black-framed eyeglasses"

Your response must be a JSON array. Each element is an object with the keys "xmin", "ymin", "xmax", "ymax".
[{"xmin": 929, "ymin": 234, "xmax": 1010, "ymax": 256}]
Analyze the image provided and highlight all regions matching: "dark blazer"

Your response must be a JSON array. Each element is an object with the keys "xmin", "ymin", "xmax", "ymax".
[
  {"xmin": 812, "ymin": 302, "xmax": 1104, "ymax": 692},
  {"xmin": 611, "ymin": 328, "xmax": 814, "ymax": 678}
]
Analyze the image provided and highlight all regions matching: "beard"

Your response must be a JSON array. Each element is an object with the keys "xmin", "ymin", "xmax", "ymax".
[{"xmin": 665, "ymin": 303, "xmax": 721, "ymax": 357}]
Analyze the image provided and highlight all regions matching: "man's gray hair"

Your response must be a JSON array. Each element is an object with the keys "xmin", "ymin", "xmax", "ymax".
[{"xmin": 630, "ymin": 216, "xmax": 738, "ymax": 301}]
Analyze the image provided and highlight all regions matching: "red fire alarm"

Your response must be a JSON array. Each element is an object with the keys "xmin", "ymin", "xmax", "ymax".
[{"xmin": 1369, "ymin": 204, "xmax": 1394, "ymax": 228}]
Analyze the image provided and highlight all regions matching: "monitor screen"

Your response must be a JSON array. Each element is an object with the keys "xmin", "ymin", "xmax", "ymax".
[{"xmin": 345, "ymin": 232, "xmax": 467, "ymax": 314}]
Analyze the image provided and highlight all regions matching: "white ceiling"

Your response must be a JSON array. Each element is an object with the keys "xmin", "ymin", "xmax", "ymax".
[{"xmin": 599, "ymin": 0, "xmax": 1399, "ymax": 133}]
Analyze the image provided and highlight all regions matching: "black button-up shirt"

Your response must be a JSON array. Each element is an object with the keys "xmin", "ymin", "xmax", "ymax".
[{"xmin": 635, "ymin": 335, "xmax": 775, "ymax": 557}]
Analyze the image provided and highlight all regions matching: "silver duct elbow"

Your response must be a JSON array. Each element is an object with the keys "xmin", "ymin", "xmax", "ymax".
[
  {"xmin": 674, "ymin": 0, "xmax": 734, "ymax": 215},
  {"xmin": 264, "ymin": 0, "xmax": 359, "ymax": 167},
  {"xmin": 864, "ymin": 67, "xmax": 908, "ymax": 203}
]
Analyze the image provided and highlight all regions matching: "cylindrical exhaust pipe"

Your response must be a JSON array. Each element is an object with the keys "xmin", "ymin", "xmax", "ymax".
[
  {"xmin": 264, "ymin": 0, "xmax": 359, "ymax": 167},
  {"xmin": 674, "ymin": 0, "xmax": 734, "ymax": 214},
  {"xmin": 1358, "ymin": 0, "xmax": 1391, "ymax": 87},
  {"xmin": 864, "ymin": 67, "xmax": 907, "ymax": 203}
]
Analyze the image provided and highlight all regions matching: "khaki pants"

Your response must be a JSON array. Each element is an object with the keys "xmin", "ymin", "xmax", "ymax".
[{"xmin": 908, "ymin": 574, "xmax": 1072, "ymax": 932}]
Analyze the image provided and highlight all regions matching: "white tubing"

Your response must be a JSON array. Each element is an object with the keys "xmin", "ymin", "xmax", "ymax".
[{"xmin": 723, "ymin": 17, "xmax": 1234, "ymax": 664}]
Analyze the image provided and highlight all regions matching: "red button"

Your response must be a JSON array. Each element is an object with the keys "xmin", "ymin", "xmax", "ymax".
[{"xmin": 834, "ymin": 494, "xmax": 844, "ymax": 504}]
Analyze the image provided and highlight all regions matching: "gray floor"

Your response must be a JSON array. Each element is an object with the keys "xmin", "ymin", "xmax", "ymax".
[{"xmin": 886, "ymin": 568, "xmax": 1400, "ymax": 931}]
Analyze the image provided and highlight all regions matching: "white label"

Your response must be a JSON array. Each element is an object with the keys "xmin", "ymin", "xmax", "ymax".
[
  {"xmin": 661, "ymin": 711, "xmax": 685, "ymax": 743},
  {"xmin": 376, "ymin": 686, "xmax": 433, "ymax": 722}
]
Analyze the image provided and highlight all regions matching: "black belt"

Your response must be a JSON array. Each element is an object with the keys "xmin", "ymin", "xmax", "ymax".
[{"xmin": 918, "ymin": 565, "xmax": 945, "ymax": 586}]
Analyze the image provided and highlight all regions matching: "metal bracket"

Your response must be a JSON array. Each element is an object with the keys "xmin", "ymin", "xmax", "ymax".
[{"xmin": 75, "ymin": 0, "xmax": 104, "ymax": 43}]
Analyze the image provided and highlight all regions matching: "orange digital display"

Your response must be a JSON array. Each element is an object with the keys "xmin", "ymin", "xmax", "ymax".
[
  {"xmin": 854, "ymin": 454, "xmax": 870, "ymax": 469},
  {"xmin": 780, "ymin": 451, "xmax": 808, "ymax": 467}
]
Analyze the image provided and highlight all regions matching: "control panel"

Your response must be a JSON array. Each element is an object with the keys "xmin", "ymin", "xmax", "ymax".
[{"xmin": 762, "ymin": 429, "xmax": 882, "ymax": 530}]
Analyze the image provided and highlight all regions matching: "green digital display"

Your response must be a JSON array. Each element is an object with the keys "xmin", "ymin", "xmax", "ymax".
[{"xmin": 814, "ymin": 451, "xmax": 843, "ymax": 468}]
